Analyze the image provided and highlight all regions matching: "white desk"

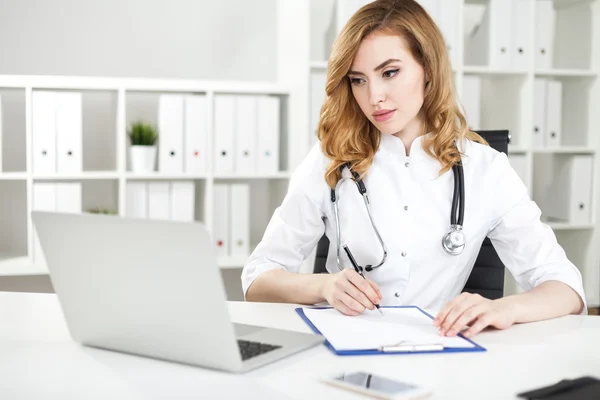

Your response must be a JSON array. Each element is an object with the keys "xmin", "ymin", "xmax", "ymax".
[{"xmin": 1, "ymin": 292, "xmax": 599, "ymax": 400}]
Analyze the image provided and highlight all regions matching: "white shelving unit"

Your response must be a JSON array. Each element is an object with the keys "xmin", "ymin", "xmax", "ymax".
[
  {"xmin": 296, "ymin": 0, "xmax": 600, "ymax": 306},
  {"xmin": 0, "ymin": 75, "xmax": 297, "ymax": 278}
]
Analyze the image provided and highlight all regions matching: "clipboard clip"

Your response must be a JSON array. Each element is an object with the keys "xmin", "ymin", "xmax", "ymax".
[{"xmin": 379, "ymin": 340, "xmax": 444, "ymax": 353}]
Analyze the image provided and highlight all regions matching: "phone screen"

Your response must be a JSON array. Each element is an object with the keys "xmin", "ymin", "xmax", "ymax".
[{"xmin": 333, "ymin": 372, "xmax": 417, "ymax": 395}]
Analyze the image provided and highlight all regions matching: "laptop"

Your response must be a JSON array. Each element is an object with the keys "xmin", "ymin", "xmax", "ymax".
[{"xmin": 32, "ymin": 211, "xmax": 323, "ymax": 373}]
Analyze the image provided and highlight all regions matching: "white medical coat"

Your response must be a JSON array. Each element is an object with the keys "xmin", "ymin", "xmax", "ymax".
[{"xmin": 241, "ymin": 134, "xmax": 586, "ymax": 312}]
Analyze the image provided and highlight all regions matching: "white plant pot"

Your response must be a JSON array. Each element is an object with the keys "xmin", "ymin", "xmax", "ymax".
[{"xmin": 130, "ymin": 146, "xmax": 157, "ymax": 173}]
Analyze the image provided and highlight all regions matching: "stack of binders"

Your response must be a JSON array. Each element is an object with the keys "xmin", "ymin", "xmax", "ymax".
[
  {"xmin": 464, "ymin": 0, "xmax": 532, "ymax": 70},
  {"xmin": 31, "ymin": 91, "xmax": 83, "ymax": 265},
  {"xmin": 213, "ymin": 183, "xmax": 250, "ymax": 260},
  {"xmin": 213, "ymin": 95, "xmax": 280, "ymax": 175},
  {"xmin": 126, "ymin": 181, "xmax": 195, "ymax": 222},
  {"xmin": 533, "ymin": 78, "xmax": 562, "ymax": 148}
]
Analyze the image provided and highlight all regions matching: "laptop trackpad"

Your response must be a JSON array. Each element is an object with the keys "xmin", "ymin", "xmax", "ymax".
[{"xmin": 234, "ymin": 323, "xmax": 265, "ymax": 337}]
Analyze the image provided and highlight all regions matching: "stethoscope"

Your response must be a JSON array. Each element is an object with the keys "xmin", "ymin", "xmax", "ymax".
[{"xmin": 331, "ymin": 159, "xmax": 466, "ymax": 272}]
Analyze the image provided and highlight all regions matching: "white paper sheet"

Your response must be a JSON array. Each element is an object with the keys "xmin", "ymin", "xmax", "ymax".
[{"xmin": 302, "ymin": 307, "xmax": 476, "ymax": 351}]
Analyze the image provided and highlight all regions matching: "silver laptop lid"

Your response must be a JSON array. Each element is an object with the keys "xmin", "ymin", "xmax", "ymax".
[{"xmin": 32, "ymin": 211, "xmax": 243, "ymax": 371}]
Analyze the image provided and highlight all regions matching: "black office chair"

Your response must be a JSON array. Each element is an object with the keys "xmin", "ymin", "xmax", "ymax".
[{"xmin": 313, "ymin": 130, "xmax": 510, "ymax": 300}]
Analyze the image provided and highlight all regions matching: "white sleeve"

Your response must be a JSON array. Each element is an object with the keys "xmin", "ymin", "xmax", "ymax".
[
  {"xmin": 241, "ymin": 145, "xmax": 328, "ymax": 297},
  {"xmin": 486, "ymin": 153, "xmax": 587, "ymax": 314}
]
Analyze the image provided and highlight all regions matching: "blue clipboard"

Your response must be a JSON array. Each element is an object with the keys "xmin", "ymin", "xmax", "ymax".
[{"xmin": 295, "ymin": 305, "xmax": 486, "ymax": 356}]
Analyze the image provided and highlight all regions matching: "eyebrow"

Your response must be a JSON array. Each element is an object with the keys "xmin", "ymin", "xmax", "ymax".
[{"xmin": 348, "ymin": 58, "xmax": 402, "ymax": 76}]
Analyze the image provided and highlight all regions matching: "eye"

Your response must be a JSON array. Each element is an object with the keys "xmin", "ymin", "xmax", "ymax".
[
  {"xmin": 383, "ymin": 69, "xmax": 399, "ymax": 78},
  {"xmin": 349, "ymin": 77, "xmax": 365, "ymax": 86}
]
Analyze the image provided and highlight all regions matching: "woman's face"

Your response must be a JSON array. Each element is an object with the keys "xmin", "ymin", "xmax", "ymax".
[{"xmin": 348, "ymin": 31, "xmax": 426, "ymax": 136}]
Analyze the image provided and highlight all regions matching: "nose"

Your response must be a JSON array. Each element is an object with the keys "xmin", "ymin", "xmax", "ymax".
[{"xmin": 368, "ymin": 81, "xmax": 386, "ymax": 106}]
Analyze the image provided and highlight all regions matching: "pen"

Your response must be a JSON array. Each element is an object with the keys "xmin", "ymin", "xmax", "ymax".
[{"xmin": 343, "ymin": 245, "xmax": 383, "ymax": 315}]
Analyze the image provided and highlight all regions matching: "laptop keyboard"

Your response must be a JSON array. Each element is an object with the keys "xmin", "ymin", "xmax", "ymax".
[{"xmin": 237, "ymin": 339, "xmax": 282, "ymax": 361}]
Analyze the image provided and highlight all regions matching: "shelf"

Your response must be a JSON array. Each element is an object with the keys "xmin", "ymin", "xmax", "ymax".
[
  {"xmin": 214, "ymin": 171, "xmax": 291, "ymax": 180},
  {"xmin": 217, "ymin": 255, "xmax": 248, "ymax": 269},
  {"xmin": 125, "ymin": 172, "xmax": 208, "ymax": 180},
  {"xmin": 33, "ymin": 171, "xmax": 119, "ymax": 180},
  {"xmin": 0, "ymin": 172, "xmax": 27, "ymax": 180},
  {"xmin": 532, "ymin": 147, "xmax": 596, "ymax": 154},
  {"xmin": 507, "ymin": 146, "xmax": 528, "ymax": 154},
  {"xmin": 0, "ymin": 255, "xmax": 48, "ymax": 276},
  {"xmin": 310, "ymin": 61, "xmax": 328, "ymax": 69},
  {"xmin": 535, "ymin": 69, "xmax": 598, "ymax": 78},
  {"xmin": 463, "ymin": 66, "xmax": 529, "ymax": 76},
  {"xmin": 0, "ymin": 75, "xmax": 291, "ymax": 95},
  {"xmin": 546, "ymin": 221, "xmax": 595, "ymax": 230}
]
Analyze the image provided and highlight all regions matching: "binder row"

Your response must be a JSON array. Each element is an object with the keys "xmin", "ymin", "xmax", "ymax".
[
  {"xmin": 32, "ymin": 91, "xmax": 83, "ymax": 174},
  {"xmin": 534, "ymin": 79, "xmax": 563, "ymax": 148},
  {"xmin": 213, "ymin": 183, "xmax": 250, "ymax": 259},
  {"xmin": 545, "ymin": 155, "xmax": 593, "ymax": 225},
  {"xmin": 126, "ymin": 181, "xmax": 195, "ymax": 222},
  {"xmin": 158, "ymin": 94, "xmax": 280, "ymax": 175},
  {"xmin": 465, "ymin": 0, "xmax": 557, "ymax": 69}
]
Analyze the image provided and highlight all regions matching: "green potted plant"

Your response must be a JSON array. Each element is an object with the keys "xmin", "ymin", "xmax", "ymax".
[{"xmin": 128, "ymin": 121, "xmax": 158, "ymax": 173}]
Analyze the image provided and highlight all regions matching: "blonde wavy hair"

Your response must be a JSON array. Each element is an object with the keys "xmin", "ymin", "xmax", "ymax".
[{"xmin": 318, "ymin": 0, "xmax": 486, "ymax": 189}]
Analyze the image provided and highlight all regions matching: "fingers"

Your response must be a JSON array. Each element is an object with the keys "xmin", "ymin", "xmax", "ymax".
[
  {"xmin": 367, "ymin": 278, "xmax": 383, "ymax": 301},
  {"xmin": 340, "ymin": 280, "xmax": 376, "ymax": 310},
  {"xmin": 463, "ymin": 314, "xmax": 494, "ymax": 338},
  {"xmin": 433, "ymin": 292, "xmax": 470, "ymax": 328},
  {"xmin": 344, "ymin": 269, "xmax": 381, "ymax": 305},
  {"xmin": 335, "ymin": 292, "xmax": 364, "ymax": 315},
  {"xmin": 443, "ymin": 303, "xmax": 487, "ymax": 337},
  {"xmin": 437, "ymin": 293, "xmax": 485, "ymax": 335}
]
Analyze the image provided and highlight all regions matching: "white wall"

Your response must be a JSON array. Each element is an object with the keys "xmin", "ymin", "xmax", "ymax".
[{"xmin": 0, "ymin": 0, "xmax": 277, "ymax": 81}]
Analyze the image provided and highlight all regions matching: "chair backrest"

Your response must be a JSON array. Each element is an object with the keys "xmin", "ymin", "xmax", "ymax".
[{"xmin": 313, "ymin": 130, "xmax": 509, "ymax": 300}]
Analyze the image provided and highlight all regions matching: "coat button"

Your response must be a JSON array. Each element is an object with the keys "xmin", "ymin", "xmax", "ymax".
[
  {"xmin": 404, "ymin": 205, "xmax": 408, "ymax": 211},
  {"xmin": 405, "ymin": 162, "xmax": 410, "ymax": 167},
  {"xmin": 401, "ymin": 252, "xmax": 407, "ymax": 257},
  {"xmin": 395, "ymin": 292, "xmax": 400, "ymax": 298}
]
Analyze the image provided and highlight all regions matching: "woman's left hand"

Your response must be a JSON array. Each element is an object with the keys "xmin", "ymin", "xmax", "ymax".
[{"xmin": 432, "ymin": 293, "xmax": 517, "ymax": 338}]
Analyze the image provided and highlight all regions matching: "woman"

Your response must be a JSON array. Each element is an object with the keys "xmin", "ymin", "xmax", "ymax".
[{"xmin": 242, "ymin": 0, "xmax": 585, "ymax": 338}]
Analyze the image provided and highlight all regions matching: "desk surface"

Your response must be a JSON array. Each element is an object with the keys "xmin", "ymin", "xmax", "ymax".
[{"xmin": 1, "ymin": 292, "xmax": 599, "ymax": 400}]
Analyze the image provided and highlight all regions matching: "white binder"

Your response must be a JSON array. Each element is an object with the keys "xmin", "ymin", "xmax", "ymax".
[
  {"xmin": 32, "ymin": 91, "xmax": 57, "ymax": 174},
  {"xmin": 55, "ymin": 92, "xmax": 83, "ymax": 174},
  {"xmin": 158, "ymin": 95, "xmax": 184, "ymax": 174},
  {"xmin": 55, "ymin": 183, "xmax": 82, "ymax": 213},
  {"xmin": 461, "ymin": 75, "xmax": 481, "ymax": 130},
  {"xmin": 148, "ymin": 182, "xmax": 170, "ymax": 220},
  {"xmin": 257, "ymin": 96, "xmax": 280, "ymax": 174},
  {"xmin": 230, "ymin": 184, "xmax": 250, "ymax": 257},
  {"xmin": 511, "ymin": 0, "xmax": 531, "ymax": 70},
  {"xmin": 533, "ymin": 79, "xmax": 547, "ymax": 148},
  {"xmin": 465, "ymin": 0, "xmax": 512, "ymax": 69},
  {"xmin": 234, "ymin": 96, "xmax": 257, "ymax": 174},
  {"xmin": 545, "ymin": 80, "xmax": 562, "ymax": 148},
  {"xmin": 545, "ymin": 155, "xmax": 593, "ymax": 225},
  {"xmin": 535, "ymin": 0, "xmax": 555, "ymax": 70},
  {"xmin": 184, "ymin": 95, "xmax": 208, "ymax": 174},
  {"xmin": 310, "ymin": 71, "xmax": 327, "ymax": 146},
  {"xmin": 213, "ymin": 95, "xmax": 235, "ymax": 174},
  {"xmin": 126, "ymin": 182, "xmax": 148, "ymax": 219},
  {"xmin": 213, "ymin": 183, "xmax": 230, "ymax": 257},
  {"xmin": 170, "ymin": 181, "xmax": 195, "ymax": 222},
  {"xmin": 33, "ymin": 183, "xmax": 57, "ymax": 264}
]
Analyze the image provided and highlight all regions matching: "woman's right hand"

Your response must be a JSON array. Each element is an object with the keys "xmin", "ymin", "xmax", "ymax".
[{"xmin": 321, "ymin": 269, "xmax": 383, "ymax": 315}]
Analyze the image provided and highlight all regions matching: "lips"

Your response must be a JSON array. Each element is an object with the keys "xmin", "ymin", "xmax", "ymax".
[{"xmin": 373, "ymin": 109, "xmax": 395, "ymax": 122}]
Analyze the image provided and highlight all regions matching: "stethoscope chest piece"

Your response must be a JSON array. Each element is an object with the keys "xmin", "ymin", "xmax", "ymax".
[{"xmin": 442, "ymin": 224, "xmax": 466, "ymax": 255}]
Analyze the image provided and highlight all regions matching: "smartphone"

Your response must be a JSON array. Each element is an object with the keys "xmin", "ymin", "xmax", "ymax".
[{"xmin": 322, "ymin": 371, "xmax": 433, "ymax": 400}]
